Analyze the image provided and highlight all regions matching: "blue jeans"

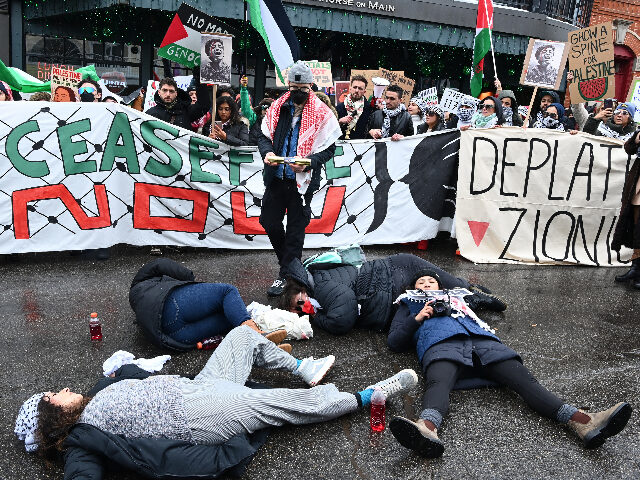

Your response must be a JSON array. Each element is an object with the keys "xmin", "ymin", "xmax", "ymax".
[{"xmin": 161, "ymin": 283, "xmax": 251, "ymax": 345}]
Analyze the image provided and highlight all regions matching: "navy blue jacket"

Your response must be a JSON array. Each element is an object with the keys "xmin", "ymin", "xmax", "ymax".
[
  {"xmin": 388, "ymin": 302, "xmax": 499, "ymax": 361},
  {"xmin": 62, "ymin": 365, "xmax": 268, "ymax": 479},
  {"xmin": 257, "ymin": 101, "xmax": 336, "ymax": 193}
]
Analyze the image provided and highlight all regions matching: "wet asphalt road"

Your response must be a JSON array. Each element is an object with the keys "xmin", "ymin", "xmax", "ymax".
[{"xmin": 1, "ymin": 239, "xmax": 639, "ymax": 480}]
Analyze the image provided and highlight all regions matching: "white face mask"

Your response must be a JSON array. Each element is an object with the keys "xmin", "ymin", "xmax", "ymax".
[
  {"xmin": 457, "ymin": 108, "xmax": 474, "ymax": 122},
  {"xmin": 542, "ymin": 116, "xmax": 559, "ymax": 128}
]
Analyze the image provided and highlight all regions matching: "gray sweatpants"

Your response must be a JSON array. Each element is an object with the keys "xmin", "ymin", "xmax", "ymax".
[{"xmin": 181, "ymin": 325, "xmax": 359, "ymax": 445}]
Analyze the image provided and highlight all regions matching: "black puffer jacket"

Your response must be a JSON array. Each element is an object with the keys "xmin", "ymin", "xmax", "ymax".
[
  {"xmin": 129, "ymin": 258, "xmax": 198, "ymax": 351},
  {"xmin": 145, "ymin": 82, "xmax": 210, "ymax": 131},
  {"xmin": 62, "ymin": 365, "xmax": 268, "ymax": 480},
  {"xmin": 287, "ymin": 254, "xmax": 472, "ymax": 335}
]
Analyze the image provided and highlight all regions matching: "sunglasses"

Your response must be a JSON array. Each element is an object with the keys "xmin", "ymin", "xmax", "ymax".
[
  {"xmin": 480, "ymin": 104, "xmax": 495, "ymax": 110},
  {"xmin": 261, "ymin": 104, "xmax": 270, "ymax": 110},
  {"xmin": 427, "ymin": 112, "xmax": 437, "ymax": 117},
  {"xmin": 614, "ymin": 110, "xmax": 629, "ymax": 116},
  {"xmin": 289, "ymin": 86, "xmax": 310, "ymax": 93},
  {"xmin": 78, "ymin": 86, "xmax": 96, "ymax": 94}
]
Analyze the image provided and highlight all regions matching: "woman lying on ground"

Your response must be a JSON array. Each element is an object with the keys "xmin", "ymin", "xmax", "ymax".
[
  {"xmin": 129, "ymin": 258, "xmax": 288, "ymax": 351},
  {"xmin": 386, "ymin": 270, "xmax": 632, "ymax": 458},
  {"xmin": 16, "ymin": 326, "xmax": 417, "ymax": 478},
  {"xmin": 281, "ymin": 253, "xmax": 507, "ymax": 336}
]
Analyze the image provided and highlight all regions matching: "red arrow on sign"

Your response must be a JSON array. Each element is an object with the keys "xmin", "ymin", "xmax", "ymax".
[{"xmin": 468, "ymin": 221, "xmax": 490, "ymax": 246}]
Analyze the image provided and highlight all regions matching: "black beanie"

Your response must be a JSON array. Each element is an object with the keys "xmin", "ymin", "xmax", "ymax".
[{"xmin": 409, "ymin": 269, "xmax": 442, "ymax": 290}]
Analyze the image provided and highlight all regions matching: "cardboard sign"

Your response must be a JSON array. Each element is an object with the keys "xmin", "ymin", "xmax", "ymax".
[
  {"xmin": 158, "ymin": 3, "xmax": 237, "ymax": 68},
  {"xmin": 276, "ymin": 61, "xmax": 333, "ymax": 88},
  {"xmin": 520, "ymin": 38, "xmax": 569, "ymax": 90},
  {"xmin": 50, "ymin": 67, "xmax": 81, "ymax": 102},
  {"xmin": 350, "ymin": 69, "xmax": 405, "ymax": 101},
  {"xmin": 568, "ymin": 22, "xmax": 616, "ymax": 101},
  {"xmin": 440, "ymin": 88, "xmax": 477, "ymax": 113},
  {"xmin": 200, "ymin": 32, "xmax": 233, "ymax": 86},
  {"xmin": 334, "ymin": 81, "xmax": 351, "ymax": 104},
  {"xmin": 379, "ymin": 68, "xmax": 415, "ymax": 106}
]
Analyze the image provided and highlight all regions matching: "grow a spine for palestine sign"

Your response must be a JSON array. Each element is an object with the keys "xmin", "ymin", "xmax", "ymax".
[
  {"xmin": 568, "ymin": 22, "xmax": 616, "ymax": 102},
  {"xmin": 158, "ymin": 3, "xmax": 237, "ymax": 68}
]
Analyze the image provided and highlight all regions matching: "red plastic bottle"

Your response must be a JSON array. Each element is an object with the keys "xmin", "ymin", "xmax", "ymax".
[
  {"xmin": 370, "ymin": 387, "xmax": 386, "ymax": 432},
  {"xmin": 89, "ymin": 312, "xmax": 102, "ymax": 341},
  {"xmin": 197, "ymin": 335, "xmax": 224, "ymax": 350}
]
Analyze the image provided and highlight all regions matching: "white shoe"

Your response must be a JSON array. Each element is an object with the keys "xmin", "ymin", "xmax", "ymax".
[{"xmin": 365, "ymin": 369, "xmax": 418, "ymax": 399}]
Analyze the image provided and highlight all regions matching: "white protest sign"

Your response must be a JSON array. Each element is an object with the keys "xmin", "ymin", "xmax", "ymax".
[
  {"xmin": 143, "ymin": 76, "xmax": 193, "ymax": 111},
  {"xmin": 456, "ymin": 128, "xmax": 632, "ymax": 266},
  {"xmin": 276, "ymin": 61, "xmax": 333, "ymax": 88},
  {"xmin": 417, "ymin": 87, "xmax": 438, "ymax": 105},
  {"xmin": 440, "ymin": 88, "xmax": 477, "ymax": 113}
]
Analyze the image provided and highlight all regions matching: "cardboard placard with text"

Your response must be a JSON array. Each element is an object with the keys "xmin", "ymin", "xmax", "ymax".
[
  {"xmin": 568, "ymin": 22, "xmax": 615, "ymax": 101},
  {"xmin": 349, "ymin": 69, "xmax": 406, "ymax": 102},
  {"xmin": 276, "ymin": 61, "xmax": 333, "ymax": 88},
  {"xmin": 440, "ymin": 88, "xmax": 477, "ymax": 113},
  {"xmin": 50, "ymin": 67, "xmax": 81, "ymax": 102},
  {"xmin": 379, "ymin": 69, "xmax": 415, "ymax": 106}
]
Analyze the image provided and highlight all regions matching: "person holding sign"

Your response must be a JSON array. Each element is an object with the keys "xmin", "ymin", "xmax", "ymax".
[
  {"xmin": 258, "ymin": 61, "xmax": 341, "ymax": 297},
  {"xmin": 387, "ymin": 271, "xmax": 632, "ymax": 458},
  {"xmin": 367, "ymin": 85, "xmax": 414, "ymax": 140}
]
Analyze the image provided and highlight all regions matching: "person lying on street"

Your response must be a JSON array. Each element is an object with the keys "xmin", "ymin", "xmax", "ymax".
[
  {"xmin": 386, "ymin": 270, "xmax": 632, "ymax": 458},
  {"xmin": 17, "ymin": 325, "xmax": 418, "ymax": 478}
]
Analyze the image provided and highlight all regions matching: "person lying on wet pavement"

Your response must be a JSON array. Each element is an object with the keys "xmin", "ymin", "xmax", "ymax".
[
  {"xmin": 280, "ymin": 253, "xmax": 507, "ymax": 335},
  {"xmin": 386, "ymin": 270, "xmax": 632, "ymax": 458},
  {"xmin": 15, "ymin": 326, "xmax": 418, "ymax": 479}
]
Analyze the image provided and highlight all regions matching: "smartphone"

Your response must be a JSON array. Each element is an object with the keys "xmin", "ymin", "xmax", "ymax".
[
  {"xmin": 215, "ymin": 120, "xmax": 222, "ymax": 128},
  {"xmin": 604, "ymin": 98, "xmax": 613, "ymax": 110}
]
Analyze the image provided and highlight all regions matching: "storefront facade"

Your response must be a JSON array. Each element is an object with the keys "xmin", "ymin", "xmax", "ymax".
[{"xmin": 6, "ymin": 0, "xmax": 593, "ymax": 102}]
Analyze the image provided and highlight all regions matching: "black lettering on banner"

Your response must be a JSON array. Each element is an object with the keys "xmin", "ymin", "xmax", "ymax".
[
  {"xmin": 566, "ymin": 142, "xmax": 594, "ymax": 201},
  {"xmin": 542, "ymin": 211, "xmax": 576, "ymax": 262},
  {"xmin": 599, "ymin": 144, "xmax": 621, "ymax": 202},
  {"xmin": 498, "ymin": 207, "xmax": 527, "ymax": 260},
  {"xmin": 365, "ymin": 142, "xmax": 391, "ymax": 234},
  {"xmin": 524, "ymin": 138, "xmax": 551, "ymax": 198},
  {"xmin": 606, "ymin": 215, "xmax": 616, "ymax": 265},
  {"xmin": 532, "ymin": 209, "xmax": 541, "ymax": 263},
  {"xmin": 470, "ymin": 137, "xmax": 499, "ymax": 195},
  {"xmin": 500, "ymin": 138, "xmax": 527, "ymax": 197},
  {"xmin": 571, "ymin": 215, "xmax": 604, "ymax": 265},
  {"xmin": 547, "ymin": 140, "xmax": 563, "ymax": 200}
]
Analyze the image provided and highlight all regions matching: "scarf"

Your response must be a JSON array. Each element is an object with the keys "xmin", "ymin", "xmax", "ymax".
[
  {"xmin": 262, "ymin": 91, "xmax": 341, "ymax": 194},
  {"xmin": 381, "ymin": 102, "xmax": 407, "ymax": 138},
  {"xmin": 411, "ymin": 114, "xmax": 424, "ymax": 134},
  {"xmin": 344, "ymin": 94, "xmax": 365, "ymax": 130},
  {"xmin": 533, "ymin": 115, "xmax": 565, "ymax": 131},
  {"xmin": 502, "ymin": 107, "xmax": 513, "ymax": 126},
  {"xmin": 471, "ymin": 112, "xmax": 497, "ymax": 129},
  {"xmin": 597, "ymin": 120, "xmax": 635, "ymax": 141},
  {"xmin": 191, "ymin": 110, "xmax": 211, "ymax": 131}
]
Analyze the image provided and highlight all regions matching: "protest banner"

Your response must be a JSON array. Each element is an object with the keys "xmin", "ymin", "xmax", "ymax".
[
  {"xmin": 568, "ymin": 22, "xmax": 616, "ymax": 102},
  {"xmin": 276, "ymin": 61, "xmax": 333, "ymax": 88},
  {"xmin": 50, "ymin": 67, "xmax": 81, "ymax": 102},
  {"xmin": 158, "ymin": 2, "xmax": 237, "ymax": 68},
  {"xmin": 440, "ymin": 88, "xmax": 477, "ymax": 113},
  {"xmin": 0, "ymin": 103, "xmax": 458, "ymax": 254},
  {"xmin": 416, "ymin": 87, "xmax": 438, "ymax": 105},
  {"xmin": 143, "ymin": 76, "xmax": 193, "ymax": 111},
  {"xmin": 626, "ymin": 78, "xmax": 640, "ymax": 123},
  {"xmin": 456, "ymin": 128, "xmax": 632, "ymax": 266},
  {"xmin": 520, "ymin": 38, "xmax": 569, "ymax": 90},
  {"xmin": 200, "ymin": 32, "xmax": 233, "ymax": 86}
]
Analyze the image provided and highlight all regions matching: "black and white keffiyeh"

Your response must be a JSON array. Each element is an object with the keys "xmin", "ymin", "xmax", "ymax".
[
  {"xmin": 381, "ymin": 102, "xmax": 407, "ymax": 138},
  {"xmin": 15, "ymin": 392, "xmax": 45, "ymax": 452}
]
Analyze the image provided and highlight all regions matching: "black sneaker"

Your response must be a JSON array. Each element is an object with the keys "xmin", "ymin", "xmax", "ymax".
[
  {"xmin": 469, "ymin": 285, "xmax": 508, "ymax": 312},
  {"xmin": 267, "ymin": 277, "xmax": 286, "ymax": 297}
]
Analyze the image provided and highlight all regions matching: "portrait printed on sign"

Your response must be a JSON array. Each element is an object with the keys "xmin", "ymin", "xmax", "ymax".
[
  {"xmin": 520, "ymin": 39, "xmax": 569, "ymax": 90},
  {"xmin": 50, "ymin": 67, "xmax": 81, "ymax": 102},
  {"xmin": 200, "ymin": 32, "xmax": 233, "ymax": 85}
]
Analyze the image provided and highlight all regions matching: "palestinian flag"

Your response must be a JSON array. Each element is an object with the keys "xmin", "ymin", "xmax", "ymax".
[
  {"xmin": 0, "ymin": 60, "xmax": 100, "ymax": 93},
  {"xmin": 246, "ymin": 0, "xmax": 300, "ymax": 83},
  {"xmin": 158, "ymin": 3, "xmax": 236, "ymax": 69},
  {"xmin": 471, "ymin": 0, "xmax": 494, "ymax": 97}
]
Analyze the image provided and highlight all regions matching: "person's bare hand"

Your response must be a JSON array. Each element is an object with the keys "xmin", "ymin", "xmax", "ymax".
[
  {"xmin": 494, "ymin": 78, "xmax": 502, "ymax": 92},
  {"xmin": 289, "ymin": 162, "xmax": 306, "ymax": 173},
  {"xmin": 595, "ymin": 107, "xmax": 613, "ymax": 121},
  {"xmin": 212, "ymin": 123, "xmax": 227, "ymax": 141},
  {"xmin": 369, "ymin": 129, "xmax": 382, "ymax": 139},
  {"xmin": 391, "ymin": 133, "xmax": 404, "ymax": 141},
  {"xmin": 264, "ymin": 152, "xmax": 278, "ymax": 167},
  {"xmin": 567, "ymin": 71, "xmax": 574, "ymax": 83},
  {"xmin": 569, "ymin": 129, "xmax": 579, "ymax": 135},
  {"xmin": 416, "ymin": 302, "xmax": 434, "ymax": 322},
  {"xmin": 240, "ymin": 76, "xmax": 248, "ymax": 88},
  {"xmin": 460, "ymin": 125, "xmax": 471, "ymax": 131},
  {"xmin": 635, "ymin": 133, "xmax": 640, "ymax": 144},
  {"xmin": 338, "ymin": 115, "xmax": 353, "ymax": 125}
]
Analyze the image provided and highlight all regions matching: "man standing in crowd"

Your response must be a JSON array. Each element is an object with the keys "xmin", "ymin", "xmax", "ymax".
[
  {"xmin": 368, "ymin": 84, "xmax": 413, "ymax": 140},
  {"xmin": 258, "ymin": 61, "xmax": 341, "ymax": 296},
  {"xmin": 145, "ymin": 67, "xmax": 210, "ymax": 131},
  {"xmin": 336, "ymin": 75, "xmax": 373, "ymax": 139},
  {"xmin": 77, "ymin": 79, "xmax": 102, "ymax": 102}
]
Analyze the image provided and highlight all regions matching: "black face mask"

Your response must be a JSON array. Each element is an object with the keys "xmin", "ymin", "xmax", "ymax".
[
  {"xmin": 80, "ymin": 92, "xmax": 95, "ymax": 103},
  {"xmin": 290, "ymin": 90, "xmax": 308, "ymax": 105}
]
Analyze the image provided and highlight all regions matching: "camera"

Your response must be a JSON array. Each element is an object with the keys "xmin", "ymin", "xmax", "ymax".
[{"xmin": 430, "ymin": 298, "xmax": 451, "ymax": 317}]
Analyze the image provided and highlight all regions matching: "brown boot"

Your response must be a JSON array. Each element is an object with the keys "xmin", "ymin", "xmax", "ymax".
[
  {"xmin": 390, "ymin": 417, "xmax": 444, "ymax": 458},
  {"xmin": 567, "ymin": 402, "xmax": 632, "ymax": 449},
  {"xmin": 264, "ymin": 329, "xmax": 288, "ymax": 345},
  {"xmin": 277, "ymin": 343, "xmax": 292, "ymax": 354}
]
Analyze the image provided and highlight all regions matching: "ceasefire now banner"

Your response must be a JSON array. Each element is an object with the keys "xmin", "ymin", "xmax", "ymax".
[
  {"xmin": 0, "ymin": 103, "xmax": 458, "ymax": 254},
  {"xmin": 456, "ymin": 127, "xmax": 633, "ymax": 266}
]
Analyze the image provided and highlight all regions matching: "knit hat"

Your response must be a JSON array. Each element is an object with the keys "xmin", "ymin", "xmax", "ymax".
[
  {"xmin": 617, "ymin": 102, "xmax": 636, "ymax": 118},
  {"xmin": 287, "ymin": 61, "xmax": 313, "ymax": 84},
  {"xmin": 410, "ymin": 97, "xmax": 429, "ymax": 116},
  {"xmin": 549, "ymin": 102, "xmax": 565, "ymax": 119},
  {"xmin": 457, "ymin": 97, "xmax": 477, "ymax": 112},
  {"xmin": 409, "ymin": 269, "xmax": 442, "ymax": 290},
  {"xmin": 15, "ymin": 392, "xmax": 45, "ymax": 452},
  {"xmin": 427, "ymin": 104, "xmax": 444, "ymax": 118},
  {"xmin": 0, "ymin": 81, "xmax": 14, "ymax": 101}
]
